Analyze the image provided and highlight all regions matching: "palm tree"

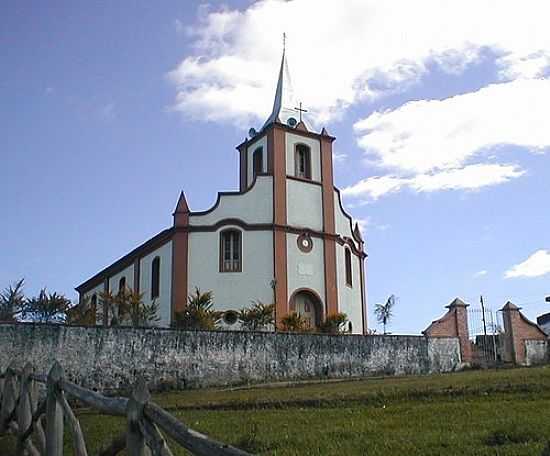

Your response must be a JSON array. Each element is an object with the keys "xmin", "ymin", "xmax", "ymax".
[
  {"xmin": 375, "ymin": 295, "xmax": 396, "ymax": 335},
  {"xmin": 173, "ymin": 288, "xmax": 219, "ymax": 330},
  {"xmin": 0, "ymin": 279, "xmax": 25, "ymax": 322}
]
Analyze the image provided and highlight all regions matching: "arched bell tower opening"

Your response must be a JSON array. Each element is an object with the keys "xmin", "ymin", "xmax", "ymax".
[{"xmin": 289, "ymin": 289, "xmax": 324, "ymax": 329}]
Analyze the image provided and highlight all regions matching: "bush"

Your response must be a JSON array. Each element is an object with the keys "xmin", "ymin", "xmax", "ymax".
[
  {"xmin": 280, "ymin": 312, "xmax": 309, "ymax": 332},
  {"xmin": 173, "ymin": 288, "xmax": 220, "ymax": 330},
  {"xmin": 239, "ymin": 301, "xmax": 275, "ymax": 331},
  {"xmin": 319, "ymin": 313, "xmax": 348, "ymax": 334}
]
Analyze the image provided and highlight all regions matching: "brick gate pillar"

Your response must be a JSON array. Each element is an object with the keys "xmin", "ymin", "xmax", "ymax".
[
  {"xmin": 423, "ymin": 298, "xmax": 472, "ymax": 363},
  {"xmin": 500, "ymin": 301, "xmax": 547, "ymax": 365}
]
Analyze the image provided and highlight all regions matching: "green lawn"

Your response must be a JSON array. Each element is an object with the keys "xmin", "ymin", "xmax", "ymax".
[{"xmin": 3, "ymin": 367, "xmax": 550, "ymax": 455}]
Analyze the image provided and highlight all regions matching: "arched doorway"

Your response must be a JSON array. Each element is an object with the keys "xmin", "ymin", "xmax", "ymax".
[{"xmin": 289, "ymin": 289, "xmax": 323, "ymax": 329}]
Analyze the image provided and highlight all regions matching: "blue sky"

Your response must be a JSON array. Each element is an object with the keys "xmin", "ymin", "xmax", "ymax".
[{"xmin": 2, "ymin": 0, "xmax": 549, "ymax": 334}]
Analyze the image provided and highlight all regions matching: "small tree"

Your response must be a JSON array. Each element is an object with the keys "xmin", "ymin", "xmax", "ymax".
[
  {"xmin": 239, "ymin": 301, "xmax": 275, "ymax": 331},
  {"xmin": 0, "ymin": 279, "xmax": 25, "ymax": 322},
  {"xmin": 23, "ymin": 289, "xmax": 72, "ymax": 323},
  {"xmin": 319, "ymin": 313, "xmax": 348, "ymax": 334},
  {"xmin": 173, "ymin": 288, "xmax": 219, "ymax": 330},
  {"xmin": 98, "ymin": 288, "xmax": 159, "ymax": 327},
  {"xmin": 66, "ymin": 296, "xmax": 96, "ymax": 326},
  {"xmin": 120, "ymin": 287, "xmax": 160, "ymax": 327},
  {"xmin": 97, "ymin": 290, "xmax": 116, "ymax": 326},
  {"xmin": 280, "ymin": 312, "xmax": 309, "ymax": 332},
  {"xmin": 375, "ymin": 294, "xmax": 396, "ymax": 335}
]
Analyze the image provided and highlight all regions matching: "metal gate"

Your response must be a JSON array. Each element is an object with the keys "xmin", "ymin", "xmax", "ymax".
[{"xmin": 467, "ymin": 306, "xmax": 504, "ymax": 367}]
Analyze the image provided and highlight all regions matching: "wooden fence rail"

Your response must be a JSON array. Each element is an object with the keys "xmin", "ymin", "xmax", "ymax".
[{"xmin": 0, "ymin": 361, "xmax": 253, "ymax": 456}]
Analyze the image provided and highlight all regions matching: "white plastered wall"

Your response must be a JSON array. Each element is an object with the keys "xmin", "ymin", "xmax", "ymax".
[
  {"xmin": 285, "ymin": 133, "xmax": 321, "ymax": 181},
  {"xmin": 334, "ymin": 190, "xmax": 360, "ymax": 250},
  {"xmin": 246, "ymin": 135, "xmax": 267, "ymax": 188},
  {"xmin": 82, "ymin": 283, "xmax": 104, "ymax": 326},
  {"xmin": 336, "ymin": 244, "xmax": 363, "ymax": 334},
  {"xmin": 286, "ymin": 233, "xmax": 325, "ymax": 308},
  {"xmin": 108, "ymin": 264, "xmax": 134, "ymax": 295},
  {"xmin": 333, "ymin": 189, "xmax": 364, "ymax": 334},
  {"xmin": 188, "ymin": 228, "xmax": 274, "ymax": 312},
  {"xmin": 286, "ymin": 179, "xmax": 323, "ymax": 231},
  {"xmin": 190, "ymin": 176, "xmax": 273, "ymax": 226},
  {"xmin": 139, "ymin": 241, "xmax": 173, "ymax": 327}
]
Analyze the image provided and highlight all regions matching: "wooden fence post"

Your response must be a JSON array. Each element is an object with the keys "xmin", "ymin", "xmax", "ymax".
[
  {"xmin": 0, "ymin": 362, "xmax": 18, "ymax": 434},
  {"xmin": 46, "ymin": 361, "xmax": 64, "ymax": 456},
  {"xmin": 127, "ymin": 377, "xmax": 151, "ymax": 456},
  {"xmin": 16, "ymin": 362, "xmax": 40, "ymax": 456}
]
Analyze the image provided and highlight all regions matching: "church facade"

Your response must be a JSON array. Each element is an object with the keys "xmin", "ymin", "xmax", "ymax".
[{"xmin": 76, "ymin": 52, "xmax": 368, "ymax": 334}]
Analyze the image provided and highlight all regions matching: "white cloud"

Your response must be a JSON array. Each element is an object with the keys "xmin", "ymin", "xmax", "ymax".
[
  {"xmin": 474, "ymin": 270, "xmax": 488, "ymax": 278},
  {"xmin": 169, "ymin": 0, "xmax": 550, "ymax": 126},
  {"xmin": 505, "ymin": 250, "xmax": 550, "ymax": 279},
  {"xmin": 332, "ymin": 152, "xmax": 348, "ymax": 164},
  {"xmin": 342, "ymin": 163, "xmax": 524, "ymax": 201},
  {"xmin": 354, "ymin": 79, "xmax": 550, "ymax": 174}
]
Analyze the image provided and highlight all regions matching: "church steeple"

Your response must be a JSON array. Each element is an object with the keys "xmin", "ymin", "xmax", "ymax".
[{"xmin": 261, "ymin": 37, "xmax": 304, "ymax": 131}]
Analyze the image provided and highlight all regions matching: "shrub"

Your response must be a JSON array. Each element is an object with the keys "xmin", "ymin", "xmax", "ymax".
[
  {"xmin": 239, "ymin": 301, "xmax": 275, "ymax": 331},
  {"xmin": 173, "ymin": 288, "xmax": 219, "ymax": 330},
  {"xmin": 22, "ymin": 289, "xmax": 72, "ymax": 323},
  {"xmin": 280, "ymin": 312, "xmax": 309, "ymax": 332},
  {"xmin": 66, "ymin": 296, "xmax": 96, "ymax": 326},
  {"xmin": 319, "ymin": 313, "xmax": 348, "ymax": 334},
  {"xmin": 0, "ymin": 279, "xmax": 25, "ymax": 322}
]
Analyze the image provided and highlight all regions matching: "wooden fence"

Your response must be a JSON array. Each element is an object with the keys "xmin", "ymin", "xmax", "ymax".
[{"xmin": 0, "ymin": 361, "xmax": 253, "ymax": 455}]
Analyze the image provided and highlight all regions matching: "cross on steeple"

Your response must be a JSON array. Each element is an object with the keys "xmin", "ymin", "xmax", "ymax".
[{"xmin": 294, "ymin": 102, "xmax": 308, "ymax": 122}]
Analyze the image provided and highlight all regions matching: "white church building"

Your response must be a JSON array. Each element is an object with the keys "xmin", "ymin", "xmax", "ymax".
[{"xmin": 76, "ymin": 51, "xmax": 368, "ymax": 334}]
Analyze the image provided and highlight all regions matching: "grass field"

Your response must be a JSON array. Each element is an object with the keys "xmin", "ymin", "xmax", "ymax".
[{"xmin": 3, "ymin": 366, "xmax": 550, "ymax": 455}]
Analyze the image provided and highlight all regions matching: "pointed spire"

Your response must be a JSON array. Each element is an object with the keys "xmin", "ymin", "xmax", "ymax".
[
  {"xmin": 262, "ymin": 36, "xmax": 306, "ymax": 131},
  {"xmin": 173, "ymin": 191, "xmax": 189, "ymax": 227},
  {"xmin": 174, "ymin": 191, "xmax": 189, "ymax": 214},
  {"xmin": 295, "ymin": 121, "xmax": 308, "ymax": 132}
]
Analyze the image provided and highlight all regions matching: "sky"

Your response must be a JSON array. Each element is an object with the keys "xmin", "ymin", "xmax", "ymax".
[{"xmin": 1, "ymin": 0, "xmax": 550, "ymax": 334}]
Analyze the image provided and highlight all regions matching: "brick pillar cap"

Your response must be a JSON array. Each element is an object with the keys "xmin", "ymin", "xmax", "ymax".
[
  {"xmin": 446, "ymin": 298, "xmax": 469, "ymax": 309},
  {"xmin": 501, "ymin": 301, "xmax": 521, "ymax": 311}
]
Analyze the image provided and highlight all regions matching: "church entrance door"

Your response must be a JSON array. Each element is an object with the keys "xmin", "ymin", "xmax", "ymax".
[{"xmin": 293, "ymin": 290, "xmax": 322, "ymax": 330}]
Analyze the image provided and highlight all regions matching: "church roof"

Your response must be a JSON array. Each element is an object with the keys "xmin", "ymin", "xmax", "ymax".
[{"xmin": 261, "ymin": 49, "xmax": 308, "ymax": 131}]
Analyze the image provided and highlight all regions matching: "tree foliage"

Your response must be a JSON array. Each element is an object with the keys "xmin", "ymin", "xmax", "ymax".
[
  {"xmin": 280, "ymin": 312, "xmax": 310, "ymax": 332},
  {"xmin": 173, "ymin": 288, "xmax": 219, "ymax": 330},
  {"xmin": 23, "ymin": 289, "xmax": 72, "ymax": 323},
  {"xmin": 0, "ymin": 278, "xmax": 25, "ymax": 322},
  {"xmin": 98, "ymin": 287, "xmax": 159, "ymax": 327},
  {"xmin": 66, "ymin": 296, "xmax": 96, "ymax": 326},
  {"xmin": 375, "ymin": 294, "xmax": 396, "ymax": 335},
  {"xmin": 239, "ymin": 301, "xmax": 275, "ymax": 331},
  {"xmin": 319, "ymin": 312, "xmax": 348, "ymax": 334}
]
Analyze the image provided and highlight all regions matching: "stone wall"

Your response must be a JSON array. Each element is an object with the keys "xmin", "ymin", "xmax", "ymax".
[
  {"xmin": 0, "ymin": 323, "xmax": 461, "ymax": 392},
  {"xmin": 525, "ymin": 340, "xmax": 548, "ymax": 366}
]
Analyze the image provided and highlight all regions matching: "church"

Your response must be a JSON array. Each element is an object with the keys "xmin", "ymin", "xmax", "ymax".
[{"xmin": 76, "ymin": 50, "xmax": 368, "ymax": 334}]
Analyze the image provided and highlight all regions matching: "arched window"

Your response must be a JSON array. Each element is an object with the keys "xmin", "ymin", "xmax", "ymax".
[
  {"xmin": 345, "ymin": 248, "xmax": 353, "ymax": 287},
  {"xmin": 151, "ymin": 257, "xmax": 160, "ymax": 299},
  {"xmin": 295, "ymin": 144, "xmax": 311, "ymax": 180},
  {"xmin": 118, "ymin": 277, "xmax": 126, "ymax": 295},
  {"xmin": 252, "ymin": 147, "xmax": 263, "ymax": 180},
  {"xmin": 220, "ymin": 229, "xmax": 242, "ymax": 272}
]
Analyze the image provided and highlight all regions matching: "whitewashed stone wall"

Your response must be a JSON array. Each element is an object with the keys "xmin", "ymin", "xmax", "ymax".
[{"xmin": 0, "ymin": 324, "xmax": 461, "ymax": 393}]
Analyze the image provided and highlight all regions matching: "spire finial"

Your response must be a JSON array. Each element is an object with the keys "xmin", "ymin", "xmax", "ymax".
[{"xmin": 283, "ymin": 32, "xmax": 286, "ymax": 54}]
